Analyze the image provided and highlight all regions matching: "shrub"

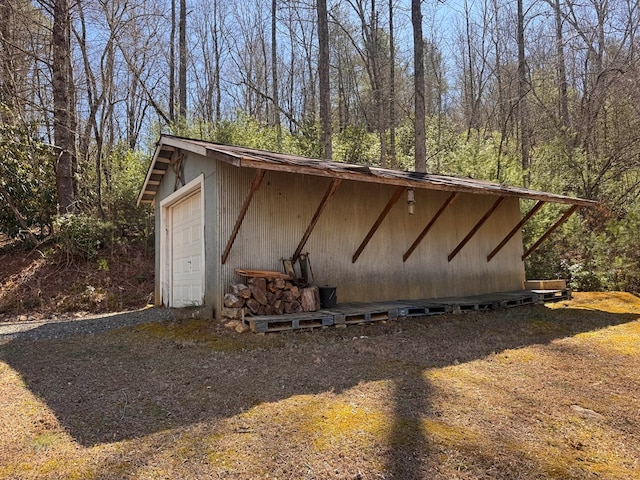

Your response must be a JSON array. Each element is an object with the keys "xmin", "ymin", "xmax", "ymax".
[{"xmin": 54, "ymin": 214, "xmax": 114, "ymax": 259}]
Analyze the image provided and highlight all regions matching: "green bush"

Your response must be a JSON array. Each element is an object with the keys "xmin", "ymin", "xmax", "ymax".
[
  {"xmin": 54, "ymin": 214, "xmax": 114, "ymax": 259},
  {"xmin": 0, "ymin": 118, "xmax": 56, "ymax": 239}
]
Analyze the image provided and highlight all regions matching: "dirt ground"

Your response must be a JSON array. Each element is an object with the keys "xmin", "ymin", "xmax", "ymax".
[
  {"xmin": 0, "ymin": 240, "xmax": 155, "ymax": 321},
  {"xmin": 1, "ymin": 291, "xmax": 639, "ymax": 479}
]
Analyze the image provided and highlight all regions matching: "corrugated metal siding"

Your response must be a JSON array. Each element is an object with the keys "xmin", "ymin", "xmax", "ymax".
[{"xmin": 213, "ymin": 162, "xmax": 525, "ymax": 314}]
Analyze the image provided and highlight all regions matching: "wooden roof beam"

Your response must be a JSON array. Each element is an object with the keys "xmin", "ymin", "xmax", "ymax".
[
  {"xmin": 221, "ymin": 169, "xmax": 266, "ymax": 264},
  {"xmin": 448, "ymin": 196, "xmax": 506, "ymax": 262},
  {"xmin": 352, "ymin": 186, "xmax": 406, "ymax": 263},
  {"xmin": 292, "ymin": 178, "xmax": 342, "ymax": 263},
  {"xmin": 487, "ymin": 200, "xmax": 546, "ymax": 262},
  {"xmin": 522, "ymin": 204, "xmax": 580, "ymax": 261},
  {"xmin": 403, "ymin": 192, "xmax": 459, "ymax": 262}
]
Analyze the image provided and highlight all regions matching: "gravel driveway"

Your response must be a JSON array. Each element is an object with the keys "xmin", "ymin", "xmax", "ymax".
[{"xmin": 0, "ymin": 308, "xmax": 179, "ymax": 342}]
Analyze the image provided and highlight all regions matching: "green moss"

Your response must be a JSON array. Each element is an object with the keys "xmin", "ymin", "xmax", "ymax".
[
  {"xmin": 528, "ymin": 319, "xmax": 571, "ymax": 335},
  {"xmin": 31, "ymin": 432, "xmax": 63, "ymax": 451},
  {"xmin": 123, "ymin": 319, "xmax": 282, "ymax": 352}
]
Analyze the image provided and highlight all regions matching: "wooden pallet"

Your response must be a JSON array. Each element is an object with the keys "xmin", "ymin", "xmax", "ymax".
[
  {"xmin": 533, "ymin": 289, "xmax": 572, "ymax": 303},
  {"xmin": 436, "ymin": 296, "xmax": 497, "ymax": 313},
  {"xmin": 248, "ymin": 312, "xmax": 334, "ymax": 333},
  {"xmin": 396, "ymin": 300, "xmax": 452, "ymax": 317},
  {"xmin": 492, "ymin": 291, "xmax": 538, "ymax": 308},
  {"xmin": 330, "ymin": 303, "xmax": 398, "ymax": 325}
]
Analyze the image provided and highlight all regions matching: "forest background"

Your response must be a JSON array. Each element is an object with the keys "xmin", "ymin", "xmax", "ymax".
[{"xmin": 2, "ymin": 0, "xmax": 640, "ymax": 293}]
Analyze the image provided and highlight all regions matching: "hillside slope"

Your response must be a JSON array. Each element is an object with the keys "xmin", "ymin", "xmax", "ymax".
[{"xmin": 0, "ymin": 239, "xmax": 154, "ymax": 321}]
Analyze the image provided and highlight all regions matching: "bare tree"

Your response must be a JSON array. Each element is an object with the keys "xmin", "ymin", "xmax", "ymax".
[
  {"xmin": 169, "ymin": 0, "xmax": 176, "ymax": 122},
  {"xmin": 0, "ymin": 0, "xmax": 16, "ymax": 119},
  {"xmin": 517, "ymin": 0, "xmax": 531, "ymax": 186},
  {"xmin": 552, "ymin": 0, "xmax": 570, "ymax": 128},
  {"xmin": 272, "ymin": 0, "xmax": 282, "ymax": 148},
  {"xmin": 318, "ymin": 0, "xmax": 332, "ymax": 159},
  {"xmin": 179, "ymin": 0, "xmax": 187, "ymax": 119},
  {"xmin": 388, "ymin": 0, "xmax": 396, "ymax": 168},
  {"xmin": 51, "ymin": 0, "xmax": 77, "ymax": 213},
  {"xmin": 412, "ymin": 0, "xmax": 426, "ymax": 172}
]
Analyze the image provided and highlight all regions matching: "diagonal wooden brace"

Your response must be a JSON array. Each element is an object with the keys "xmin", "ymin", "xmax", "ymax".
[{"xmin": 221, "ymin": 169, "xmax": 266, "ymax": 264}]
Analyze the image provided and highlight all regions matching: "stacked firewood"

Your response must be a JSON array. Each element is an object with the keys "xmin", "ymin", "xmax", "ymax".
[{"xmin": 222, "ymin": 276, "xmax": 320, "ymax": 332}]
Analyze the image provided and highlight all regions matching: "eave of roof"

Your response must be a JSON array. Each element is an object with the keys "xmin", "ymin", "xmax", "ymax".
[{"xmin": 137, "ymin": 134, "xmax": 597, "ymax": 207}]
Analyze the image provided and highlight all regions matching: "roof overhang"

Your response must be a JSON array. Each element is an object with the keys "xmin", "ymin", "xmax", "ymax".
[{"xmin": 137, "ymin": 134, "xmax": 597, "ymax": 208}]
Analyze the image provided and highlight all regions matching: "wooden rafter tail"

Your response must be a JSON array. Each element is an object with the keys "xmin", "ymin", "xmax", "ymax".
[
  {"xmin": 522, "ymin": 204, "xmax": 580, "ymax": 261},
  {"xmin": 403, "ymin": 191, "xmax": 459, "ymax": 262},
  {"xmin": 221, "ymin": 169, "xmax": 266, "ymax": 264},
  {"xmin": 487, "ymin": 200, "xmax": 546, "ymax": 262},
  {"xmin": 352, "ymin": 186, "xmax": 406, "ymax": 263},
  {"xmin": 292, "ymin": 178, "xmax": 342, "ymax": 263},
  {"xmin": 448, "ymin": 196, "xmax": 506, "ymax": 262}
]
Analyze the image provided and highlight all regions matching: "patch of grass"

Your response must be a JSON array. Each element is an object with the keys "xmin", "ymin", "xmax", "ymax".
[
  {"xmin": 574, "ymin": 320, "xmax": 640, "ymax": 356},
  {"xmin": 126, "ymin": 318, "xmax": 284, "ymax": 351}
]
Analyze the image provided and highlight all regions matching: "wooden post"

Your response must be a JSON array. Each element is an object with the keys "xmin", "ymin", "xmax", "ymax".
[
  {"xmin": 352, "ymin": 186, "xmax": 406, "ymax": 263},
  {"xmin": 448, "ymin": 196, "xmax": 505, "ymax": 262},
  {"xmin": 487, "ymin": 200, "xmax": 545, "ymax": 262},
  {"xmin": 221, "ymin": 169, "xmax": 266, "ymax": 264},
  {"xmin": 292, "ymin": 178, "xmax": 342, "ymax": 262},
  {"xmin": 403, "ymin": 192, "xmax": 458, "ymax": 262},
  {"xmin": 522, "ymin": 204, "xmax": 579, "ymax": 260}
]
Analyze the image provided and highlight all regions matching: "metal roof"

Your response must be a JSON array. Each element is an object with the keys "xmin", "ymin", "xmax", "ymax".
[{"xmin": 137, "ymin": 134, "xmax": 596, "ymax": 207}]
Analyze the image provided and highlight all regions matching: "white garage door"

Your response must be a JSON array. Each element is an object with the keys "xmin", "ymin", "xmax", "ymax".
[{"xmin": 170, "ymin": 190, "xmax": 203, "ymax": 307}]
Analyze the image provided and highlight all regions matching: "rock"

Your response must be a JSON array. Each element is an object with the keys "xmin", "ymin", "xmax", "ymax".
[
  {"xmin": 570, "ymin": 404, "xmax": 604, "ymax": 421},
  {"xmin": 224, "ymin": 293, "xmax": 245, "ymax": 308},
  {"xmin": 235, "ymin": 322, "xmax": 250, "ymax": 334}
]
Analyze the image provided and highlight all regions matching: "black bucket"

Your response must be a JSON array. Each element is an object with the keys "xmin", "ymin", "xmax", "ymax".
[{"xmin": 319, "ymin": 286, "xmax": 337, "ymax": 308}]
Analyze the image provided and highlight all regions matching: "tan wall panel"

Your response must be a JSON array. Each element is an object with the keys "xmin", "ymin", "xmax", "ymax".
[{"xmin": 214, "ymin": 162, "xmax": 525, "ymax": 313}]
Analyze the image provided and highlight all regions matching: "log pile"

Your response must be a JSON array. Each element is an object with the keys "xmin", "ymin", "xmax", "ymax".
[{"xmin": 222, "ymin": 277, "xmax": 320, "ymax": 332}]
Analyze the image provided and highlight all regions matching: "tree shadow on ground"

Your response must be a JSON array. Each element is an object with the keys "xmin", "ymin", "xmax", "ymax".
[{"xmin": 0, "ymin": 302, "xmax": 637, "ymax": 477}]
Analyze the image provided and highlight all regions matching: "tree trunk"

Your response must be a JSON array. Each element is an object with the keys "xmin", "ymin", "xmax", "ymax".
[
  {"xmin": 272, "ymin": 0, "xmax": 282, "ymax": 149},
  {"xmin": 169, "ymin": 0, "xmax": 176, "ymax": 123},
  {"xmin": 213, "ymin": 0, "xmax": 221, "ymax": 123},
  {"xmin": 52, "ymin": 0, "xmax": 77, "ymax": 213},
  {"xmin": 517, "ymin": 0, "xmax": 530, "ymax": 186},
  {"xmin": 412, "ymin": 0, "xmax": 426, "ymax": 172},
  {"xmin": 388, "ymin": 0, "xmax": 397, "ymax": 169},
  {"xmin": 0, "ymin": 0, "xmax": 16, "ymax": 119},
  {"xmin": 317, "ymin": 0, "xmax": 332, "ymax": 159},
  {"xmin": 179, "ymin": 0, "xmax": 187, "ymax": 120},
  {"xmin": 553, "ymin": 0, "xmax": 570, "ymax": 129}
]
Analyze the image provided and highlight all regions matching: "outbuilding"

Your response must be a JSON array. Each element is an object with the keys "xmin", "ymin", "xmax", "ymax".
[{"xmin": 138, "ymin": 135, "xmax": 594, "ymax": 319}]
